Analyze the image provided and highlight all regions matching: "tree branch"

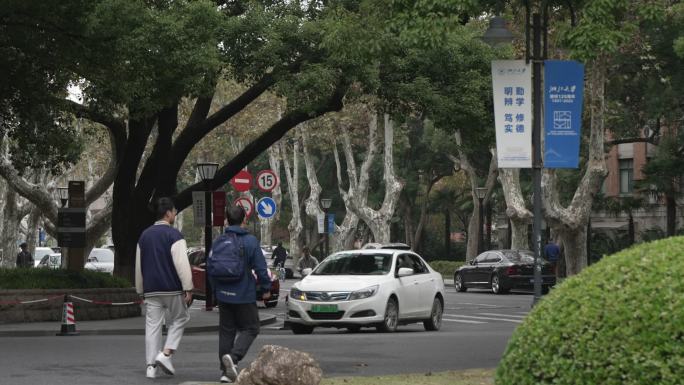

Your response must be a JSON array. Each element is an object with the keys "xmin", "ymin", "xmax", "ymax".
[
  {"xmin": 173, "ymin": 83, "xmax": 347, "ymax": 210},
  {"xmin": 168, "ymin": 74, "xmax": 276, "ymax": 176}
]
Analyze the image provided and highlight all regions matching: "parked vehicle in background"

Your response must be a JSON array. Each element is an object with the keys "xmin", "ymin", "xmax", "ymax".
[
  {"xmin": 33, "ymin": 247, "xmax": 57, "ymax": 267},
  {"xmin": 286, "ymin": 246, "xmax": 445, "ymax": 334},
  {"xmin": 38, "ymin": 253, "xmax": 62, "ymax": 269},
  {"xmin": 454, "ymin": 250, "xmax": 556, "ymax": 294},
  {"xmin": 187, "ymin": 247, "xmax": 280, "ymax": 308},
  {"xmin": 85, "ymin": 248, "xmax": 115, "ymax": 274}
]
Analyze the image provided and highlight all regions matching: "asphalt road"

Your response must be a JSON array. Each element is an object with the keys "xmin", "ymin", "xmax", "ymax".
[{"xmin": 0, "ymin": 281, "xmax": 536, "ymax": 385}]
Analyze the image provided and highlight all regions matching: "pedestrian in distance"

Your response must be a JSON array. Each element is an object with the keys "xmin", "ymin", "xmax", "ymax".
[
  {"xmin": 207, "ymin": 205, "xmax": 271, "ymax": 384},
  {"xmin": 296, "ymin": 246, "xmax": 319, "ymax": 276},
  {"xmin": 16, "ymin": 242, "xmax": 33, "ymax": 268},
  {"xmin": 272, "ymin": 241, "xmax": 287, "ymax": 268},
  {"xmin": 544, "ymin": 240, "xmax": 561, "ymax": 278},
  {"xmin": 135, "ymin": 197, "xmax": 193, "ymax": 379}
]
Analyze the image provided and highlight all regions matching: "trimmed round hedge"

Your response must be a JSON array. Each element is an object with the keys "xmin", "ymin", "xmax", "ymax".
[{"xmin": 496, "ymin": 236, "xmax": 684, "ymax": 385}]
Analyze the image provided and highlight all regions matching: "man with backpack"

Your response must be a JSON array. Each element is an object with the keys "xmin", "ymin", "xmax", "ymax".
[{"xmin": 207, "ymin": 205, "xmax": 271, "ymax": 383}]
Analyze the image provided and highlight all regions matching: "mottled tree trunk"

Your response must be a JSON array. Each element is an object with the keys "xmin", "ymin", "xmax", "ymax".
[
  {"xmin": 332, "ymin": 111, "xmax": 378, "ymax": 248},
  {"xmin": 0, "ymin": 188, "xmax": 20, "ymax": 266},
  {"xmin": 25, "ymin": 208, "xmax": 41, "ymax": 258},
  {"xmin": 452, "ymin": 135, "xmax": 498, "ymax": 261},
  {"xmin": 344, "ymin": 114, "xmax": 404, "ymax": 243},
  {"xmin": 498, "ymin": 168, "xmax": 531, "ymax": 251},
  {"xmin": 559, "ymin": 228, "xmax": 588, "ymax": 276},
  {"xmin": 543, "ymin": 57, "xmax": 608, "ymax": 276},
  {"xmin": 281, "ymin": 139, "xmax": 303, "ymax": 266}
]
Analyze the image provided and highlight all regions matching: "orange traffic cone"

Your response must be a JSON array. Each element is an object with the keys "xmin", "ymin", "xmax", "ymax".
[{"xmin": 56, "ymin": 295, "xmax": 79, "ymax": 336}]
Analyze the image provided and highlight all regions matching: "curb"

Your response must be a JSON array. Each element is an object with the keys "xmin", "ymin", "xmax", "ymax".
[{"xmin": 0, "ymin": 314, "xmax": 277, "ymax": 337}]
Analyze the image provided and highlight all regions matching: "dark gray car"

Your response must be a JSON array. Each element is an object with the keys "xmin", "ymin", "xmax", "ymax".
[{"xmin": 454, "ymin": 250, "xmax": 556, "ymax": 294}]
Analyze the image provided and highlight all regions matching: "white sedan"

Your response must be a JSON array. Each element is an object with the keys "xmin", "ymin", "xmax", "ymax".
[{"xmin": 286, "ymin": 248, "xmax": 445, "ymax": 334}]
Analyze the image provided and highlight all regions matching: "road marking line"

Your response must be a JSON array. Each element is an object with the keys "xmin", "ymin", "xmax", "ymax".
[
  {"xmin": 442, "ymin": 318, "xmax": 486, "ymax": 324},
  {"xmin": 477, "ymin": 312, "xmax": 526, "ymax": 319},
  {"xmin": 452, "ymin": 302, "xmax": 500, "ymax": 307},
  {"xmin": 445, "ymin": 315, "xmax": 522, "ymax": 323}
]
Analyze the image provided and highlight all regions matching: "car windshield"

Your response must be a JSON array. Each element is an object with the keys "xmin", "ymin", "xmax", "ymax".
[
  {"xmin": 504, "ymin": 251, "xmax": 535, "ymax": 264},
  {"xmin": 313, "ymin": 253, "xmax": 393, "ymax": 275}
]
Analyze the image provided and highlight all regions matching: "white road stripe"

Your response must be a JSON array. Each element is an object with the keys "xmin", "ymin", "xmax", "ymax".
[
  {"xmin": 451, "ymin": 302, "xmax": 500, "ymax": 307},
  {"xmin": 445, "ymin": 315, "xmax": 522, "ymax": 323},
  {"xmin": 477, "ymin": 312, "xmax": 526, "ymax": 319},
  {"xmin": 442, "ymin": 318, "xmax": 486, "ymax": 324}
]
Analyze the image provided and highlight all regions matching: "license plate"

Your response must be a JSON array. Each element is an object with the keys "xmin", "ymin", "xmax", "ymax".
[{"xmin": 311, "ymin": 304, "xmax": 338, "ymax": 313}]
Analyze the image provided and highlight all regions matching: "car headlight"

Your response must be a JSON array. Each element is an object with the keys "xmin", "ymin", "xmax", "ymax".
[
  {"xmin": 349, "ymin": 285, "xmax": 379, "ymax": 300},
  {"xmin": 290, "ymin": 288, "xmax": 307, "ymax": 301}
]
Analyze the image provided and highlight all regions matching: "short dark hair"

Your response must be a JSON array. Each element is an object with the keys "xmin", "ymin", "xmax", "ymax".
[
  {"xmin": 226, "ymin": 205, "xmax": 246, "ymax": 226},
  {"xmin": 277, "ymin": 241, "xmax": 283, "ymax": 247},
  {"xmin": 20, "ymin": 242, "xmax": 27, "ymax": 249},
  {"xmin": 154, "ymin": 197, "xmax": 176, "ymax": 220}
]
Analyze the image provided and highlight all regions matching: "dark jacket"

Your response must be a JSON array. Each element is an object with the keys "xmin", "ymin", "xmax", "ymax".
[
  {"xmin": 135, "ymin": 221, "xmax": 193, "ymax": 297},
  {"xmin": 210, "ymin": 226, "xmax": 271, "ymax": 304},
  {"xmin": 16, "ymin": 251, "xmax": 32, "ymax": 268},
  {"xmin": 272, "ymin": 246, "xmax": 287, "ymax": 266}
]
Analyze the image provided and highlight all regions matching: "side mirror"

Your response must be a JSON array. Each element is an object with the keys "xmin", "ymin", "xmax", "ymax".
[
  {"xmin": 470, "ymin": 260, "xmax": 477, "ymax": 265},
  {"xmin": 397, "ymin": 267, "xmax": 414, "ymax": 277},
  {"xmin": 302, "ymin": 268, "xmax": 312, "ymax": 277}
]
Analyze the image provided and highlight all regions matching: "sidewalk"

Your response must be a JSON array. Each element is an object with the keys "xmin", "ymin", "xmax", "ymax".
[{"xmin": 0, "ymin": 303, "xmax": 276, "ymax": 337}]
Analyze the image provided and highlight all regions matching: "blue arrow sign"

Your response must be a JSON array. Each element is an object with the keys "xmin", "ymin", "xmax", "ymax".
[{"xmin": 256, "ymin": 197, "xmax": 277, "ymax": 219}]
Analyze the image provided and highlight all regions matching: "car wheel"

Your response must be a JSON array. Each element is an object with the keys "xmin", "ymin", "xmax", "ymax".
[
  {"xmin": 454, "ymin": 273, "xmax": 467, "ymax": 292},
  {"xmin": 291, "ymin": 324, "xmax": 314, "ymax": 335},
  {"xmin": 346, "ymin": 326, "xmax": 361, "ymax": 333},
  {"xmin": 423, "ymin": 297, "xmax": 443, "ymax": 331},
  {"xmin": 264, "ymin": 300, "xmax": 278, "ymax": 308},
  {"xmin": 377, "ymin": 297, "xmax": 399, "ymax": 333},
  {"xmin": 491, "ymin": 275, "xmax": 508, "ymax": 294}
]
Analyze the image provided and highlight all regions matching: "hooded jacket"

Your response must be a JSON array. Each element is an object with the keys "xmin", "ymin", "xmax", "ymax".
[{"xmin": 210, "ymin": 225, "xmax": 271, "ymax": 304}]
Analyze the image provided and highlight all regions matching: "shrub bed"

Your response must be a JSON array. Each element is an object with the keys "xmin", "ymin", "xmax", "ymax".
[
  {"xmin": 0, "ymin": 268, "xmax": 130, "ymax": 289},
  {"xmin": 428, "ymin": 260, "xmax": 463, "ymax": 279},
  {"xmin": 496, "ymin": 236, "xmax": 684, "ymax": 385}
]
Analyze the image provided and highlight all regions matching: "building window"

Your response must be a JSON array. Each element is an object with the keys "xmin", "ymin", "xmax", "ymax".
[{"xmin": 619, "ymin": 159, "xmax": 634, "ymax": 194}]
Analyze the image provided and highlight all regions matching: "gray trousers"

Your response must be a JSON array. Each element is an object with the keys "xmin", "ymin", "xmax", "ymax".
[{"xmin": 145, "ymin": 295, "xmax": 190, "ymax": 365}]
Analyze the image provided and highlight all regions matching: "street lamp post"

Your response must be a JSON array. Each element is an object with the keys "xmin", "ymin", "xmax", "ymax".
[
  {"xmin": 483, "ymin": 5, "xmax": 550, "ymax": 305},
  {"xmin": 320, "ymin": 198, "xmax": 332, "ymax": 258},
  {"xmin": 475, "ymin": 187, "xmax": 487, "ymax": 254},
  {"xmin": 197, "ymin": 162, "xmax": 219, "ymax": 311}
]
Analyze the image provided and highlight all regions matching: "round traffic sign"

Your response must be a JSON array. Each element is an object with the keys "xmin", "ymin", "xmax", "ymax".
[
  {"xmin": 234, "ymin": 197, "xmax": 254, "ymax": 218},
  {"xmin": 256, "ymin": 197, "xmax": 277, "ymax": 219},
  {"xmin": 230, "ymin": 170, "xmax": 253, "ymax": 192},
  {"xmin": 256, "ymin": 169, "xmax": 279, "ymax": 192}
]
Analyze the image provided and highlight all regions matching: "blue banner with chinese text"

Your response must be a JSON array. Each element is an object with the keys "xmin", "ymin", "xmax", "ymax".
[{"xmin": 544, "ymin": 60, "xmax": 584, "ymax": 168}]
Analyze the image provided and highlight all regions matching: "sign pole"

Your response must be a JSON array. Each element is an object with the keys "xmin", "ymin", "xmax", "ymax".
[
  {"xmin": 531, "ymin": 13, "xmax": 544, "ymax": 306},
  {"xmin": 204, "ymin": 186, "xmax": 214, "ymax": 311}
]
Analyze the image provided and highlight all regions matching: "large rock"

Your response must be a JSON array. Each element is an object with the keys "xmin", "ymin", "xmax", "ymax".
[{"xmin": 237, "ymin": 345, "xmax": 322, "ymax": 385}]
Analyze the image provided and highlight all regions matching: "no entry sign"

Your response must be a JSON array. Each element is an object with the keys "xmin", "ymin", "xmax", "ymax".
[
  {"xmin": 256, "ymin": 169, "xmax": 279, "ymax": 192},
  {"xmin": 230, "ymin": 170, "xmax": 253, "ymax": 192},
  {"xmin": 234, "ymin": 197, "xmax": 254, "ymax": 218}
]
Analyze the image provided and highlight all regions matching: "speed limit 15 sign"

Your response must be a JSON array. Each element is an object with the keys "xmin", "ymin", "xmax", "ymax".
[{"xmin": 256, "ymin": 169, "xmax": 279, "ymax": 192}]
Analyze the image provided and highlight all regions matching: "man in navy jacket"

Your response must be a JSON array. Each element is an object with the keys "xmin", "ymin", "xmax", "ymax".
[
  {"xmin": 211, "ymin": 205, "xmax": 271, "ymax": 383},
  {"xmin": 135, "ymin": 198, "xmax": 193, "ymax": 379}
]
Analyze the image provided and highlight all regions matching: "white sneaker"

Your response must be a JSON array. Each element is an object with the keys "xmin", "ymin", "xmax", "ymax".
[
  {"xmin": 220, "ymin": 374, "xmax": 232, "ymax": 383},
  {"xmin": 146, "ymin": 365, "xmax": 158, "ymax": 379},
  {"xmin": 221, "ymin": 354, "xmax": 238, "ymax": 382},
  {"xmin": 155, "ymin": 352, "xmax": 175, "ymax": 375}
]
